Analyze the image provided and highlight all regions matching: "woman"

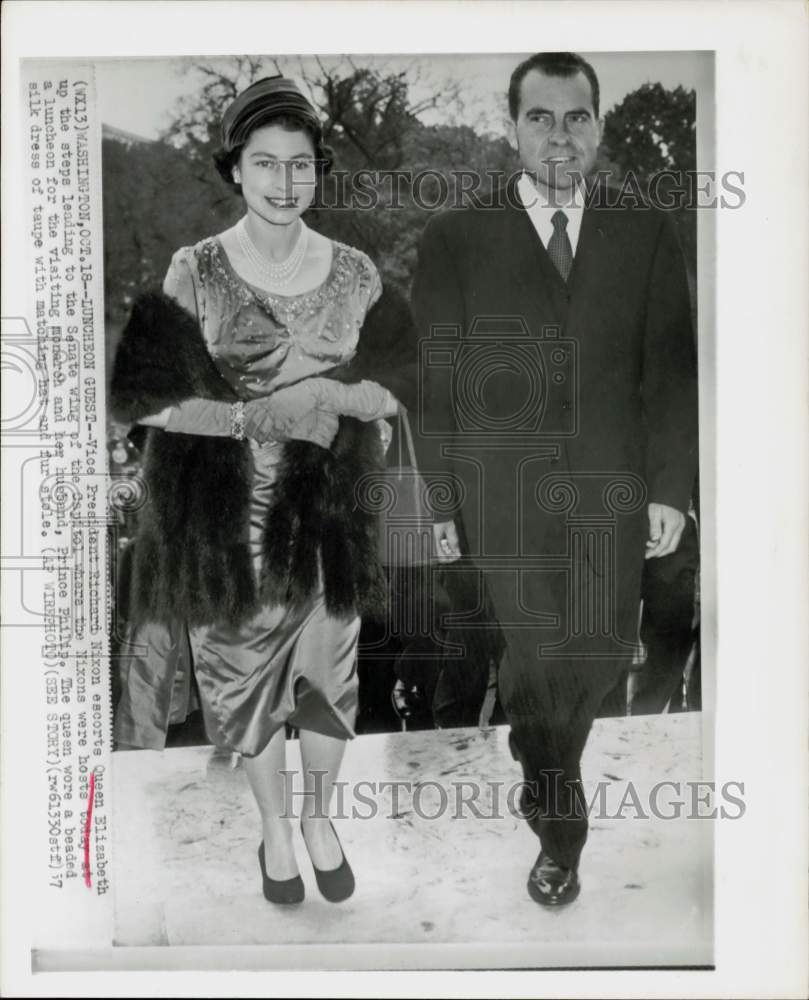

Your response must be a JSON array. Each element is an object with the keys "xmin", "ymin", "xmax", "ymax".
[{"xmin": 110, "ymin": 76, "xmax": 418, "ymax": 905}]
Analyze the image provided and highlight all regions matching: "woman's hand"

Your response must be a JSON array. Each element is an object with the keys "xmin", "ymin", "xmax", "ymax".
[
  {"xmin": 243, "ymin": 386, "xmax": 339, "ymax": 448},
  {"xmin": 144, "ymin": 388, "xmax": 340, "ymax": 448},
  {"xmin": 243, "ymin": 383, "xmax": 322, "ymax": 438},
  {"xmin": 150, "ymin": 383, "xmax": 344, "ymax": 448}
]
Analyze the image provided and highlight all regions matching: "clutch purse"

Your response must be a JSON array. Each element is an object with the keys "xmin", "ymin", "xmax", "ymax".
[{"xmin": 360, "ymin": 408, "xmax": 434, "ymax": 567}]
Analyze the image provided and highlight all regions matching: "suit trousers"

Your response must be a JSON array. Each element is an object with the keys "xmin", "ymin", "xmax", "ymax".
[
  {"xmin": 500, "ymin": 649, "xmax": 626, "ymax": 869},
  {"xmin": 496, "ymin": 533, "xmax": 640, "ymax": 870}
]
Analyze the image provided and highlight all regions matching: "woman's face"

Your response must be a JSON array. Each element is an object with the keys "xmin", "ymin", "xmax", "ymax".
[{"xmin": 234, "ymin": 123, "xmax": 318, "ymax": 226}]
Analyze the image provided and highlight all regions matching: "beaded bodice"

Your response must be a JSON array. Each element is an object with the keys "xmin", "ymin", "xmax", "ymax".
[{"xmin": 163, "ymin": 236, "xmax": 382, "ymax": 400}]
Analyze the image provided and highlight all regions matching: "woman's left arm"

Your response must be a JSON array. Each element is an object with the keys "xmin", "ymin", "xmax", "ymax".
[{"xmin": 308, "ymin": 378, "xmax": 400, "ymax": 421}]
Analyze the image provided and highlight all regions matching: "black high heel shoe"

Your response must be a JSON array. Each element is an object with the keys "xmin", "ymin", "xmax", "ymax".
[
  {"xmin": 300, "ymin": 819, "xmax": 355, "ymax": 903},
  {"xmin": 257, "ymin": 841, "xmax": 305, "ymax": 905}
]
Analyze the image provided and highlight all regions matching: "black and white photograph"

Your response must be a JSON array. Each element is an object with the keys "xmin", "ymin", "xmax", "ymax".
[
  {"xmin": 102, "ymin": 48, "xmax": 711, "ymax": 959},
  {"xmin": 1, "ymin": 2, "xmax": 807, "ymax": 996}
]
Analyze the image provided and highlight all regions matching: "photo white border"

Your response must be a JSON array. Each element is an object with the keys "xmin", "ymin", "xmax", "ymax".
[{"xmin": 2, "ymin": 1, "xmax": 807, "ymax": 997}]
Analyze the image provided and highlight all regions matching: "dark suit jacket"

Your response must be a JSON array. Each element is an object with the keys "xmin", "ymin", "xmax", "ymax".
[{"xmin": 410, "ymin": 176, "xmax": 698, "ymax": 648}]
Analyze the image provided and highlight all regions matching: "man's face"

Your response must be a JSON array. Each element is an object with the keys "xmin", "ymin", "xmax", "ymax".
[{"xmin": 514, "ymin": 69, "xmax": 601, "ymax": 195}]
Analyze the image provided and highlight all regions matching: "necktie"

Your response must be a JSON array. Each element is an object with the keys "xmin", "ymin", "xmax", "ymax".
[{"xmin": 547, "ymin": 210, "xmax": 573, "ymax": 282}]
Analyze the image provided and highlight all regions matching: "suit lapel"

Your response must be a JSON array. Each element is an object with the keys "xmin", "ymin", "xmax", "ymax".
[
  {"xmin": 490, "ymin": 177, "xmax": 633, "ymax": 330},
  {"xmin": 568, "ymin": 197, "xmax": 633, "ymax": 314},
  {"xmin": 567, "ymin": 202, "xmax": 600, "ymax": 291},
  {"xmin": 498, "ymin": 177, "xmax": 570, "ymax": 321}
]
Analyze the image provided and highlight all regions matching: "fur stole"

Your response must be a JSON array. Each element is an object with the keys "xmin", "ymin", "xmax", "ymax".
[{"xmin": 111, "ymin": 286, "xmax": 419, "ymax": 627}]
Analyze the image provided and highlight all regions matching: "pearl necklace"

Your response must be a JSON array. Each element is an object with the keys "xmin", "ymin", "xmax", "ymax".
[{"xmin": 236, "ymin": 217, "xmax": 309, "ymax": 287}]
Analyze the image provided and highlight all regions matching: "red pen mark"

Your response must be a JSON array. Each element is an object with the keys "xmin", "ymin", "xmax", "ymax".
[{"xmin": 83, "ymin": 769, "xmax": 96, "ymax": 889}]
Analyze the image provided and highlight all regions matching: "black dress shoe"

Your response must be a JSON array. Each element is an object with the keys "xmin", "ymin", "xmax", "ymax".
[
  {"xmin": 527, "ymin": 851, "xmax": 580, "ymax": 907},
  {"xmin": 300, "ymin": 819, "xmax": 355, "ymax": 903},
  {"xmin": 258, "ymin": 842, "xmax": 305, "ymax": 905}
]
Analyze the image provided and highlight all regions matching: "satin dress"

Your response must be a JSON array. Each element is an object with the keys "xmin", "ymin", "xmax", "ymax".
[{"xmin": 114, "ymin": 236, "xmax": 383, "ymax": 756}]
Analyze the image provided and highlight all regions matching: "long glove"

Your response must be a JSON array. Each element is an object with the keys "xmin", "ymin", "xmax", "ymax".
[
  {"xmin": 162, "ymin": 391, "xmax": 338, "ymax": 449},
  {"xmin": 243, "ymin": 398, "xmax": 339, "ymax": 449},
  {"xmin": 306, "ymin": 378, "xmax": 399, "ymax": 421},
  {"xmin": 165, "ymin": 398, "xmax": 231, "ymax": 436},
  {"xmin": 242, "ymin": 382, "xmax": 334, "ymax": 442},
  {"xmin": 161, "ymin": 378, "xmax": 392, "ymax": 443}
]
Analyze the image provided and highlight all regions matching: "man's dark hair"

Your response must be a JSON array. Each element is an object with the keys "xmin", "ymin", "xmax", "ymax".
[{"xmin": 508, "ymin": 52, "xmax": 600, "ymax": 121}]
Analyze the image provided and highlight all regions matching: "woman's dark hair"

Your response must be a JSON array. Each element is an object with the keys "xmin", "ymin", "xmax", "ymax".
[{"xmin": 212, "ymin": 111, "xmax": 334, "ymax": 195}]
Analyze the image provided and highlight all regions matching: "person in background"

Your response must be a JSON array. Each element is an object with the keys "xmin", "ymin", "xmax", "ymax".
[{"xmin": 631, "ymin": 510, "xmax": 700, "ymax": 715}]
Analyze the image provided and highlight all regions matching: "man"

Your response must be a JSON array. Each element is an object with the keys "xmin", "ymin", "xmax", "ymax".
[{"xmin": 411, "ymin": 52, "xmax": 697, "ymax": 906}]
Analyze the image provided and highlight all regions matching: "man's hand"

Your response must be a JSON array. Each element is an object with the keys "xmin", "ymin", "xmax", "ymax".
[
  {"xmin": 645, "ymin": 503, "xmax": 686, "ymax": 559},
  {"xmin": 433, "ymin": 520, "xmax": 462, "ymax": 562}
]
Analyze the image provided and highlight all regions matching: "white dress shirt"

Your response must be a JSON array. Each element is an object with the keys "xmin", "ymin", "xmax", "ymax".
[{"xmin": 517, "ymin": 171, "xmax": 584, "ymax": 256}]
